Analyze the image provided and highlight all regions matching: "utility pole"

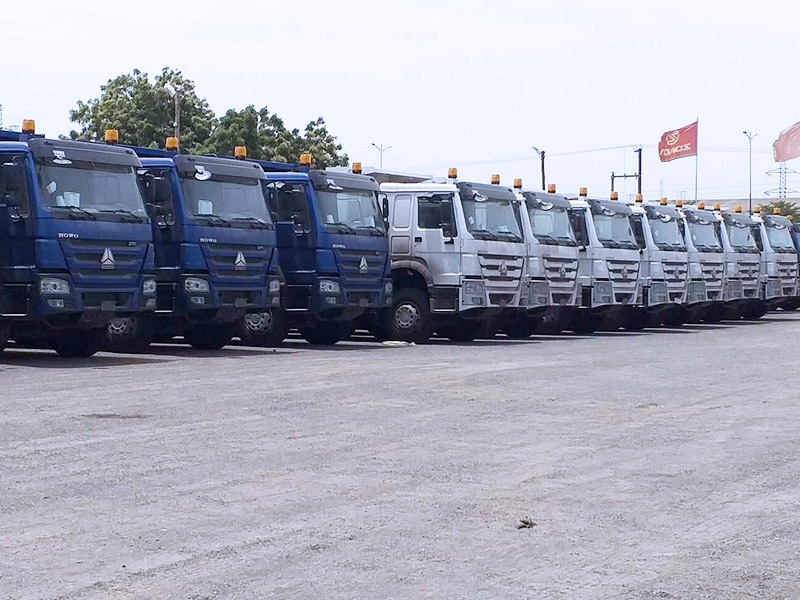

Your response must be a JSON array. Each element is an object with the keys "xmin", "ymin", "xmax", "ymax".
[
  {"xmin": 610, "ymin": 146, "xmax": 641, "ymax": 194},
  {"xmin": 371, "ymin": 143, "xmax": 391, "ymax": 169},
  {"xmin": 531, "ymin": 146, "xmax": 545, "ymax": 190},
  {"xmin": 164, "ymin": 83, "xmax": 180, "ymax": 149},
  {"xmin": 743, "ymin": 131, "xmax": 757, "ymax": 215}
]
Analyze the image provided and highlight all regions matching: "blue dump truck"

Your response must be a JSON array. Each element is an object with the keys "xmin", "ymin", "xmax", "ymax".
[
  {"xmin": 105, "ymin": 141, "xmax": 281, "ymax": 352},
  {"xmin": 238, "ymin": 157, "xmax": 392, "ymax": 345},
  {"xmin": 0, "ymin": 122, "xmax": 154, "ymax": 357}
]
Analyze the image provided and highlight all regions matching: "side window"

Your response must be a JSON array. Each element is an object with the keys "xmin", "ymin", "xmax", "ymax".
[
  {"xmin": 267, "ymin": 182, "xmax": 310, "ymax": 228},
  {"xmin": 0, "ymin": 153, "xmax": 31, "ymax": 217},
  {"xmin": 630, "ymin": 215, "xmax": 646, "ymax": 249},
  {"xmin": 568, "ymin": 209, "xmax": 589, "ymax": 246},
  {"xmin": 392, "ymin": 194, "xmax": 412, "ymax": 229},
  {"xmin": 417, "ymin": 193, "xmax": 457, "ymax": 236}
]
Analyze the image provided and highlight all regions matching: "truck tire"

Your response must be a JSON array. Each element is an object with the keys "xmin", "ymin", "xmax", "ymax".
[
  {"xmin": 239, "ymin": 309, "xmax": 287, "ymax": 347},
  {"xmin": 106, "ymin": 315, "xmax": 153, "ymax": 354},
  {"xmin": 0, "ymin": 324, "xmax": 9, "ymax": 353},
  {"xmin": 186, "ymin": 323, "xmax": 235, "ymax": 350},
  {"xmin": 503, "ymin": 316, "xmax": 535, "ymax": 339},
  {"xmin": 389, "ymin": 289, "xmax": 432, "ymax": 343},
  {"xmin": 51, "ymin": 328, "xmax": 108, "ymax": 358},
  {"xmin": 301, "ymin": 321, "xmax": 351, "ymax": 345}
]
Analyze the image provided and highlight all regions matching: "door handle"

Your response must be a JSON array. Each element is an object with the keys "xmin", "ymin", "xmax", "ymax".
[{"xmin": 414, "ymin": 236, "xmax": 422, "ymax": 242}]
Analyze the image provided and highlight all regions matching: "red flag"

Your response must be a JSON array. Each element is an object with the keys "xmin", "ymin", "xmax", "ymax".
[
  {"xmin": 658, "ymin": 121, "xmax": 698, "ymax": 162},
  {"xmin": 773, "ymin": 121, "xmax": 800, "ymax": 162}
]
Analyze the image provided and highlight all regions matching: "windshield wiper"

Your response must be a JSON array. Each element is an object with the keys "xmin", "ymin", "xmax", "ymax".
[
  {"xmin": 469, "ymin": 228, "xmax": 498, "ymax": 240},
  {"xmin": 555, "ymin": 235, "xmax": 577, "ymax": 246},
  {"xmin": 324, "ymin": 221, "xmax": 358, "ymax": 234},
  {"xmin": 231, "ymin": 216, "xmax": 270, "ymax": 229},
  {"xmin": 193, "ymin": 214, "xmax": 231, "ymax": 227},
  {"xmin": 534, "ymin": 233, "xmax": 559, "ymax": 245},
  {"xmin": 54, "ymin": 205, "xmax": 97, "ymax": 221},
  {"xmin": 355, "ymin": 224, "xmax": 386, "ymax": 236},
  {"xmin": 599, "ymin": 239, "xmax": 621, "ymax": 248},
  {"xmin": 99, "ymin": 208, "xmax": 145, "ymax": 223},
  {"xmin": 495, "ymin": 231, "xmax": 523, "ymax": 242}
]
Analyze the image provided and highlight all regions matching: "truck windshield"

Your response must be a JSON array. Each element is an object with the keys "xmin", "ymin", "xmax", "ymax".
[
  {"xmin": 314, "ymin": 189, "xmax": 386, "ymax": 235},
  {"xmin": 687, "ymin": 221, "xmax": 722, "ymax": 252},
  {"xmin": 592, "ymin": 213, "xmax": 639, "ymax": 249},
  {"xmin": 461, "ymin": 197, "xmax": 522, "ymax": 242},
  {"xmin": 528, "ymin": 205, "xmax": 575, "ymax": 246},
  {"xmin": 38, "ymin": 161, "xmax": 147, "ymax": 221},
  {"xmin": 180, "ymin": 175, "xmax": 271, "ymax": 228},
  {"xmin": 726, "ymin": 222, "xmax": 758, "ymax": 252},
  {"xmin": 648, "ymin": 215, "xmax": 686, "ymax": 251},
  {"xmin": 765, "ymin": 222, "xmax": 796, "ymax": 252}
]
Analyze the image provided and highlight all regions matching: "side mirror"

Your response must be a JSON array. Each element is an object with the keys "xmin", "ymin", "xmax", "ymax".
[
  {"xmin": 440, "ymin": 200, "xmax": 454, "ymax": 239},
  {"xmin": 291, "ymin": 214, "xmax": 305, "ymax": 235},
  {"xmin": 2, "ymin": 161, "xmax": 26, "ymax": 195},
  {"xmin": 578, "ymin": 245, "xmax": 587, "ymax": 252},
  {"xmin": 381, "ymin": 194, "xmax": 389, "ymax": 220},
  {"xmin": 139, "ymin": 172, "xmax": 156, "ymax": 206}
]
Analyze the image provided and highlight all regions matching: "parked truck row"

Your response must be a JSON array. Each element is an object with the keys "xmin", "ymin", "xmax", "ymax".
[{"xmin": 1, "ymin": 121, "xmax": 797, "ymax": 357}]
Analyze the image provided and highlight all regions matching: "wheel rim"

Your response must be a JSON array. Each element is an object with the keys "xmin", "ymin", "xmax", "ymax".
[
  {"xmin": 244, "ymin": 311, "xmax": 273, "ymax": 334},
  {"xmin": 394, "ymin": 302, "xmax": 420, "ymax": 331},
  {"xmin": 108, "ymin": 317, "xmax": 134, "ymax": 336}
]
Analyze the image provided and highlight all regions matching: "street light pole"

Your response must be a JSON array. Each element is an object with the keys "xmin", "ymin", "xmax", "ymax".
[
  {"xmin": 531, "ymin": 146, "xmax": 545, "ymax": 190},
  {"xmin": 371, "ymin": 143, "xmax": 391, "ymax": 169},
  {"xmin": 164, "ymin": 82, "xmax": 180, "ymax": 150},
  {"xmin": 743, "ymin": 131, "xmax": 757, "ymax": 215}
]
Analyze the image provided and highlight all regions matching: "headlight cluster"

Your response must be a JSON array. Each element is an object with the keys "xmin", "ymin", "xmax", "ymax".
[
  {"xmin": 528, "ymin": 281, "xmax": 550, "ymax": 307},
  {"xmin": 319, "ymin": 279, "xmax": 340, "ymax": 294},
  {"xmin": 142, "ymin": 279, "xmax": 157, "ymax": 295},
  {"xmin": 40, "ymin": 277, "xmax": 70, "ymax": 295},
  {"xmin": 268, "ymin": 278, "xmax": 281, "ymax": 294},
  {"xmin": 592, "ymin": 281, "xmax": 613, "ymax": 305},
  {"xmin": 462, "ymin": 280, "xmax": 485, "ymax": 306},
  {"xmin": 650, "ymin": 282, "xmax": 668, "ymax": 305},
  {"xmin": 184, "ymin": 277, "xmax": 210, "ymax": 293}
]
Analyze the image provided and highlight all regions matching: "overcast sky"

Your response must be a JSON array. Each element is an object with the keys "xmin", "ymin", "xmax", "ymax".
[{"xmin": 4, "ymin": 0, "xmax": 799, "ymax": 201}]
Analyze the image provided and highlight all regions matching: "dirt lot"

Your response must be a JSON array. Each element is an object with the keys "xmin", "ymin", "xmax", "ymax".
[{"xmin": 2, "ymin": 315, "xmax": 800, "ymax": 599}]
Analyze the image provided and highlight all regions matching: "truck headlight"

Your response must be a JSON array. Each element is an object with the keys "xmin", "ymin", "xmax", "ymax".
[
  {"xmin": 593, "ymin": 281, "xmax": 613, "ymax": 305},
  {"xmin": 268, "ymin": 278, "xmax": 281, "ymax": 294},
  {"xmin": 384, "ymin": 280, "xmax": 393, "ymax": 295},
  {"xmin": 319, "ymin": 279, "xmax": 340, "ymax": 294},
  {"xmin": 184, "ymin": 277, "xmax": 210, "ymax": 293},
  {"xmin": 40, "ymin": 277, "xmax": 71, "ymax": 295},
  {"xmin": 463, "ymin": 280, "xmax": 485, "ymax": 296},
  {"xmin": 142, "ymin": 278, "xmax": 157, "ymax": 295}
]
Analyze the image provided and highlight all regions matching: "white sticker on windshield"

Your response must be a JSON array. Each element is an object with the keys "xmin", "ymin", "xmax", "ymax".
[
  {"xmin": 468, "ymin": 216, "xmax": 475, "ymax": 225},
  {"xmin": 46, "ymin": 181, "xmax": 57, "ymax": 195},
  {"xmin": 327, "ymin": 214, "xmax": 335, "ymax": 223}
]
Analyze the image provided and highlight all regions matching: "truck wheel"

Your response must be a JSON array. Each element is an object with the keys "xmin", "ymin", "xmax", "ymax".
[
  {"xmin": 239, "ymin": 309, "xmax": 287, "ymax": 347},
  {"xmin": 389, "ymin": 289, "xmax": 432, "ymax": 343},
  {"xmin": 301, "ymin": 321, "xmax": 351, "ymax": 345},
  {"xmin": 51, "ymin": 328, "xmax": 108, "ymax": 358},
  {"xmin": 503, "ymin": 317, "xmax": 535, "ymax": 339},
  {"xmin": 0, "ymin": 324, "xmax": 9, "ymax": 353},
  {"xmin": 186, "ymin": 323, "xmax": 235, "ymax": 350},
  {"xmin": 106, "ymin": 316, "xmax": 153, "ymax": 354}
]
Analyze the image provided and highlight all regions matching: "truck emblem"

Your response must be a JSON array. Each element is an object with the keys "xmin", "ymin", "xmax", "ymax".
[
  {"xmin": 559, "ymin": 265, "xmax": 566, "ymax": 278},
  {"xmin": 100, "ymin": 248, "xmax": 115, "ymax": 270},
  {"xmin": 234, "ymin": 251, "xmax": 247, "ymax": 271},
  {"xmin": 621, "ymin": 266, "xmax": 629, "ymax": 279},
  {"xmin": 499, "ymin": 261, "xmax": 508, "ymax": 277},
  {"xmin": 359, "ymin": 256, "xmax": 369, "ymax": 273}
]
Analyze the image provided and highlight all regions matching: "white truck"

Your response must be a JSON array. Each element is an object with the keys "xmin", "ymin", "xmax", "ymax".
[
  {"xmin": 626, "ymin": 197, "xmax": 689, "ymax": 327},
  {"xmin": 715, "ymin": 205, "xmax": 764, "ymax": 319},
  {"xmin": 505, "ymin": 181, "xmax": 579, "ymax": 336},
  {"xmin": 566, "ymin": 189, "xmax": 642, "ymax": 332},
  {"xmin": 680, "ymin": 202, "xmax": 727, "ymax": 323},
  {"xmin": 378, "ymin": 170, "xmax": 526, "ymax": 342},
  {"xmin": 750, "ymin": 206, "xmax": 799, "ymax": 311}
]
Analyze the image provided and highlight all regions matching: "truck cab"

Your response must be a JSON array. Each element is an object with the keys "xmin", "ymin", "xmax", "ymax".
[
  {"xmin": 750, "ymin": 206, "xmax": 798, "ymax": 311},
  {"xmin": 379, "ymin": 170, "xmax": 525, "ymax": 342},
  {"xmin": 106, "ymin": 144, "xmax": 280, "ymax": 351},
  {"xmin": 715, "ymin": 205, "xmax": 764, "ymax": 319},
  {"xmin": 566, "ymin": 190, "xmax": 642, "ymax": 332},
  {"xmin": 0, "ymin": 123, "xmax": 154, "ymax": 357},
  {"xmin": 507, "ymin": 181, "xmax": 579, "ymax": 336},
  {"xmin": 239, "ymin": 159, "xmax": 392, "ymax": 345},
  {"xmin": 679, "ymin": 202, "xmax": 726, "ymax": 322},
  {"xmin": 627, "ymin": 197, "xmax": 688, "ymax": 327}
]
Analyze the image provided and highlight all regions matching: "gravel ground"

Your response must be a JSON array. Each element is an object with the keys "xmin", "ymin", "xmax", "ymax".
[{"xmin": 1, "ymin": 315, "xmax": 800, "ymax": 599}]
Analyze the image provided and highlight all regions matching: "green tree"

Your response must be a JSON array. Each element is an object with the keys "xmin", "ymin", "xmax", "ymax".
[
  {"xmin": 758, "ymin": 200, "xmax": 800, "ymax": 221},
  {"xmin": 67, "ymin": 68, "xmax": 216, "ymax": 152}
]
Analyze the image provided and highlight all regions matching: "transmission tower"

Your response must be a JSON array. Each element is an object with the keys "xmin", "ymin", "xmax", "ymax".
[{"xmin": 765, "ymin": 162, "xmax": 799, "ymax": 198}]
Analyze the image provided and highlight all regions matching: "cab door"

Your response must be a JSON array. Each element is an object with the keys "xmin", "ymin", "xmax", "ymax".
[{"xmin": 412, "ymin": 192, "xmax": 460, "ymax": 287}]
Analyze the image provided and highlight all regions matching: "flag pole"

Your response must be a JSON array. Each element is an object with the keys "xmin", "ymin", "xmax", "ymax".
[{"xmin": 694, "ymin": 119, "xmax": 699, "ymax": 201}]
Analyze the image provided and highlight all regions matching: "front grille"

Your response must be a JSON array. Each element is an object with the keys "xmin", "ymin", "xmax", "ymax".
[
  {"xmin": 81, "ymin": 292, "xmax": 133, "ymax": 309},
  {"xmin": 543, "ymin": 257, "xmax": 578, "ymax": 282},
  {"xmin": 489, "ymin": 293, "xmax": 514, "ymax": 306},
  {"xmin": 479, "ymin": 253, "xmax": 523, "ymax": 290},
  {"xmin": 219, "ymin": 291, "xmax": 260, "ymax": 306},
  {"xmin": 334, "ymin": 249, "xmax": 386, "ymax": 283},
  {"xmin": 58, "ymin": 239, "xmax": 148, "ymax": 286},
  {"xmin": 607, "ymin": 259, "xmax": 639, "ymax": 283},
  {"xmin": 663, "ymin": 261, "xmax": 688, "ymax": 284},
  {"xmin": 201, "ymin": 244, "xmax": 271, "ymax": 286}
]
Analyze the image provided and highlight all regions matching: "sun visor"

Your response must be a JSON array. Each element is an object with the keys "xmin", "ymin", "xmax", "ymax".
[{"xmin": 28, "ymin": 138, "xmax": 142, "ymax": 168}]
